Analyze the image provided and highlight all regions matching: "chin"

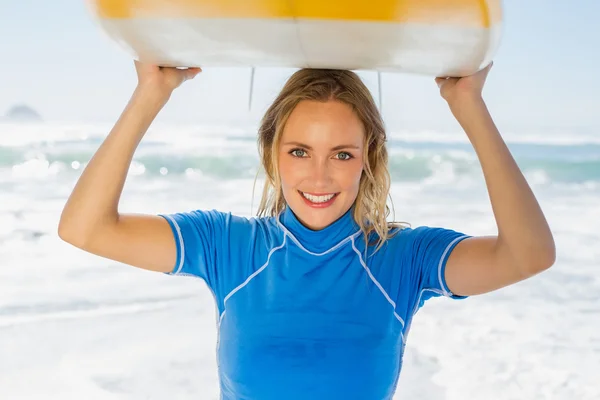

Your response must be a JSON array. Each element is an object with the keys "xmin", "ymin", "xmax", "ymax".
[{"xmin": 291, "ymin": 189, "xmax": 352, "ymax": 230}]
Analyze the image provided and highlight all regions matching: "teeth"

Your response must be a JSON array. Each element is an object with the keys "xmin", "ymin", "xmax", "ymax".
[{"xmin": 301, "ymin": 192, "xmax": 335, "ymax": 203}]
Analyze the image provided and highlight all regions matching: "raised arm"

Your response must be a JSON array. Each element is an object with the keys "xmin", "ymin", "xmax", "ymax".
[
  {"xmin": 58, "ymin": 61, "xmax": 201, "ymax": 273},
  {"xmin": 434, "ymin": 63, "xmax": 556, "ymax": 296}
]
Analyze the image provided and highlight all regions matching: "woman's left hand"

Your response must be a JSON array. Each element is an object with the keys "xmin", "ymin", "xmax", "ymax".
[{"xmin": 435, "ymin": 62, "xmax": 493, "ymax": 109}]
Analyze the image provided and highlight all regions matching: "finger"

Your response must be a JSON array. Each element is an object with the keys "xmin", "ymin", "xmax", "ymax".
[
  {"xmin": 435, "ymin": 76, "xmax": 458, "ymax": 88},
  {"xmin": 474, "ymin": 62, "xmax": 493, "ymax": 77},
  {"xmin": 186, "ymin": 67, "xmax": 202, "ymax": 80},
  {"xmin": 435, "ymin": 77, "xmax": 448, "ymax": 88},
  {"xmin": 482, "ymin": 61, "xmax": 493, "ymax": 76}
]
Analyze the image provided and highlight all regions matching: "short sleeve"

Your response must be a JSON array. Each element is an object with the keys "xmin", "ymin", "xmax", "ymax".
[
  {"xmin": 158, "ymin": 209, "xmax": 226, "ymax": 288},
  {"xmin": 159, "ymin": 209, "xmax": 270, "ymax": 311},
  {"xmin": 407, "ymin": 226, "xmax": 472, "ymax": 307}
]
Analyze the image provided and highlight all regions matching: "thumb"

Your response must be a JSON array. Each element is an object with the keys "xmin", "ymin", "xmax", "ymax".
[
  {"xmin": 185, "ymin": 67, "xmax": 202, "ymax": 80},
  {"xmin": 435, "ymin": 77, "xmax": 447, "ymax": 88},
  {"xmin": 435, "ymin": 76, "xmax": 457, "ymax": 89}
]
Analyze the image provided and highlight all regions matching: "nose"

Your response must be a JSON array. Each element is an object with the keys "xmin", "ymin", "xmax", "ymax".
[{"xmin": 309, "ymin": 157, "xmax": 333, "ymax": 189}]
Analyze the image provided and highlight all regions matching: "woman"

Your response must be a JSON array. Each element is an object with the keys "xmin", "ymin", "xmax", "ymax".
[{"xmin": 58, "ymin": 61, "xmax": 556, "ymax": 399}]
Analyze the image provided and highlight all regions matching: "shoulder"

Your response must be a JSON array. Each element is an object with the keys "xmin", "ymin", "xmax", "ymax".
[
  {"xmin": 203, "ymin": 209, "xmax": 286, "ymax": 245},
  {"xmin": 165, "ymin": 208, "xmax": 283, "ymax": 240},
  {"xmin": 388, "ymin": 224, "xmax": 462, "ymax": 241},
  {"xmin": 373, "ymin": 224, "xmax": 465, "ymax": 254},
  {"xmin": 369, "ymin": 224, "xmax": 416, "ymax": 247}
]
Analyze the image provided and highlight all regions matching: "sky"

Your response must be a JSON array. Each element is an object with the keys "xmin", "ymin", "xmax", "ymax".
[{"xmin": 0, "ymin": 0, "xmax": 598, "ymax": 133}]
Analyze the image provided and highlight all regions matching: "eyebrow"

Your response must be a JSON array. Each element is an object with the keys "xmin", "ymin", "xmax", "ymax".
[{"xmin": 282, "ymin": 141, "xmax": 360, "ymax": 151}]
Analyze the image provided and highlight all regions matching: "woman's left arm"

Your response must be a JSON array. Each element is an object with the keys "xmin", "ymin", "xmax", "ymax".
[{"xmin": 436, "ymin": 62, "xmax": 556, "ymax": 296}]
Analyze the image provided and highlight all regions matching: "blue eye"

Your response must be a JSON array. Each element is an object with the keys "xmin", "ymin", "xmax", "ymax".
[
  {"xmin": 290, "ymin": 149, "xmax": 307, "ymax": 158},
  {"xmin": 336, "ymin": 152, "xmax": 353, "ymax": 161}
]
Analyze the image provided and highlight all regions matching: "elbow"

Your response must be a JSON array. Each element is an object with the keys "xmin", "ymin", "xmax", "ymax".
[
  {"xmin": 530, "ymin": 257, "xmax": 555, "ymax": 276},
  {"xmin": 57, "ymin": 222, "xmax": 82, "ymax": 248},
  {"xmin": 57, "ymin": 215, "xmax": 89, "ymax": 249},
  {"xmin": 498, "ymin": 233, "xmax": 556, "ymax": 278},
  {"xmin": 540, "ymin": 238, "xmax": 557, "ymax": 270},
  {"xmin": 520, "ymin": 245, "xmax": 556, "ymax": 277},
  {"xmin": 58, "ymin": 213, "xmax": 115, "ymax": 250}
]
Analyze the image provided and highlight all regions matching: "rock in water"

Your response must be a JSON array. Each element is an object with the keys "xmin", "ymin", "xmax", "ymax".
[{"xmin": 4, "ymin": 104, "xmax": 43, "ymax": 122}]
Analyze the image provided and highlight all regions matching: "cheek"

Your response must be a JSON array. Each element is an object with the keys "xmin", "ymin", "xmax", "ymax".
[
  {"xmin": 334, "ymin": 162, "xmax": 364, "ymax": 190},
  {"xmin": 277, "ymin": 155, "xmax": 298, "ymax": 188}
]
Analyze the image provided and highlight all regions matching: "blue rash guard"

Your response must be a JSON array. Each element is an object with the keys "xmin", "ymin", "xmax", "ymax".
[{"xmin": 160, "ymin": 206, "xmax": 471, "ymax": 400}]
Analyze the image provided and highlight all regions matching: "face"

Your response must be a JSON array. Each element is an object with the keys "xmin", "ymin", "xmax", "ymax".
[{"xmin": 278, "ymin": 100, "xmax": 365, "ymax": 230}]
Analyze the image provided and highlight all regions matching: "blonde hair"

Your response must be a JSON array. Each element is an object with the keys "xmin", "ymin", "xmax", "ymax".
[{"xmin": 256, "ymin": 68, "xmax": 409, "ymax": 250}]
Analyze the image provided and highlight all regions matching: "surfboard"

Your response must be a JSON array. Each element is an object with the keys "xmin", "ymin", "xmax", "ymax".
[{"xmin": 88, "ymin": 0, "xmax": 502, "ymax": 77}]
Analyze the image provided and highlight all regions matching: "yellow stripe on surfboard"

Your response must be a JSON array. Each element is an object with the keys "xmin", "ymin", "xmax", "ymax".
[
  {"xmin": 93, "ymin": 0, "xmax": 502, "ymax": 28},
  {"xmin": 88, "ymin": 0, "xmax": 503, "ymax": 76}
]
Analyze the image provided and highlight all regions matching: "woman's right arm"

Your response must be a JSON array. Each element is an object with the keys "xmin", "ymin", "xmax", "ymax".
[{"xmin": 58, "ymin": 61, "xmax": 201, "ymax": 273}]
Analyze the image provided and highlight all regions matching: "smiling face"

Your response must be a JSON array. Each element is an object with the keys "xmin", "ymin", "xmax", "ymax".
[{"xmin": 278, "ymin": 99, "xmax": 365, "ymax": 230}]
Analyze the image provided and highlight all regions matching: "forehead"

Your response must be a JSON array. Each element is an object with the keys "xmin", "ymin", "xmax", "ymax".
[{"xmin": 281, "ymin": 100, "xmax": 364, "ymax": 146}]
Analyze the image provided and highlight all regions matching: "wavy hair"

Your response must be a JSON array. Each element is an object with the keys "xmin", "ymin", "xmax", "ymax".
[{"xmin": 255, "ymin": 68, "xmax": 409, "ymax": 250}]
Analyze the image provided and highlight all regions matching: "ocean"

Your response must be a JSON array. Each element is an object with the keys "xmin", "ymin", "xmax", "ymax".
[{"xmin": 0, "ymin": 121, "xmax": 598, "ymax": 399}]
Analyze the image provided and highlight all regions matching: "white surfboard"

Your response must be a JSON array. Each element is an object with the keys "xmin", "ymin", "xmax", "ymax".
[{"xmin": 88, "ymin": 0, "xmax": 502, "ymax": 77}]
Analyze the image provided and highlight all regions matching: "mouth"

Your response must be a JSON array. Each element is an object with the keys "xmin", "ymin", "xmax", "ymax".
[{"xmin": 298, "ymin": 190, "xmax": 339, "ymax": 208}]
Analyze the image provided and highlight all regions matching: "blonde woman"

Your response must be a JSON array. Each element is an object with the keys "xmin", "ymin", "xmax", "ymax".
[{"xmin": 58, "ymin": 61, "xmax": 555, "ymax": 399}]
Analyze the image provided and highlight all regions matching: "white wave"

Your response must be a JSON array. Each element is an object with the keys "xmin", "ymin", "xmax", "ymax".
[{"xmin": 0, "ymin": 123, "xmax": 599, "ymax": 399}]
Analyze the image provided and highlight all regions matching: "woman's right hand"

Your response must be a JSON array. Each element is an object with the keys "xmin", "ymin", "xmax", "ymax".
[{"xmin": 134, "ymin": 60, "xmax": 202, "ymax": 98}]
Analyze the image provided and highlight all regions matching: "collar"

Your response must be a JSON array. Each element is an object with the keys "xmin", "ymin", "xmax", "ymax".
[{"xmin": 278, "ymin": 205, "xmax": 361, "ymax": 253}]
